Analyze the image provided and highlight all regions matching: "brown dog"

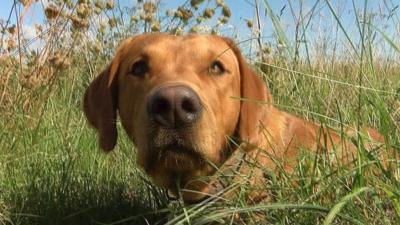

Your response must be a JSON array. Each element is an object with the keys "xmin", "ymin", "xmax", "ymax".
[{"xmin": 84, "ymin": 33, "xmax": 385, "ymax": 203}]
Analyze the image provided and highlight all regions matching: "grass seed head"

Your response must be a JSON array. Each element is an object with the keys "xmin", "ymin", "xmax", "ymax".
[
  {"xmin": 203, "ymin": 8, "xmax": 215, "ymax": 19},
  {"xmin": 172, "ymin": 26, "xmax": 184, "ymax": 36},
  {"xmin": 262, "ymin": 45, "xmax": 271, "ymax": 55},
  {"xmin": 130, "ymin": 15, "xmax": 138, "ymax": 23},
  {"xmin": 106, "ymin": 1, "xmax": 114, "ymax": 9},
  {"xmin": 45, "ymin": 4, "xmax": 61, "ymax": 20},
  {"xmin": 5, "ymin": 38, "xmax": 16, "ymax": 52},
  {"xmin": 196, "ymin": 16, "xmax": 205, "ymax": 23},
  {"xmin": 216, "ymin": 0, "xmax": 225, "ymax": 7},
  {"xmin": 7, "ymin": 25, "xmax": 16, "ymax": 35},
  {"xmin": 190, "ymin": 25, "xmax": 199, "ymax": 33},
  {"xmin": 139, "ymin": 12, "xmax": 153, "ymax": 22},
  {"xmin": 19, "ymin": 0, "xmax": 30, "ymax": 7},
  {"xmin": 218, "ymin": 16, "xmax": 229, "ymax": 24},
  {"xmin": 221, "ymin": 5, "xmax": 231, "ymax": 18},
  {"xmin": 246, "ymin": 19, "xmax": 253, "ymax": 28},
  {"xmin": 94, "ymin": 41, "xmax": 102, "ymax": 54},
  {"xmin": 94, "ymin": 7, "xmax": 102, "ymax": 14},
  {"xmin": 34, "ymin": 24, "xmax": 43, "ymax": 34},
  {"xmin": 143, "ymin": 2, "xmax": 156, "ymax": 14},
  {"xmin": 190, "ymin": 0, "xmax": 205, "ymax": 9},
  {"xmin": 95, "ymin": 0, "xmax": 105, "ymax": 9},
  {"xmin": 77, "ymin": 3, "xmax": 92, "ymax": 18},
  {"xmin": 108, "ymin": 17, "xmax": 117, "ymax": 28},
  {"xmin": 70, "ymin": 16, "xmax": 89, "ymax": 30},
  {"xmin": 151, "ymin": 21, "xmax": 160, "ymax": 32},
  {"xmin": 48, "ymin": 51, "xmax": 71, "ymax": 70},
  {"xmin": 176, "ymin": 7, "xmax": 193, "ymax": 21},
  {"xmin": 64, "ymin": 0, "xmax": 74, "ymax": 9}
]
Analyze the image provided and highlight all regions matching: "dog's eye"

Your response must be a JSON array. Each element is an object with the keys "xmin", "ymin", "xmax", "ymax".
[
  {"xmin": 208, "ymin": 61, "xmax": 225, "ymax": 75},
  {"xmin": 131, "ymin": 60, "xmax": 148, "ymax": 77}
]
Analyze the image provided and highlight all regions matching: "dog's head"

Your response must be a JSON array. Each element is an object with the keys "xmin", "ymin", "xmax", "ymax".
[{"xmin": 84, "ymin": 33, "xmax": 272, "ymax": 202}]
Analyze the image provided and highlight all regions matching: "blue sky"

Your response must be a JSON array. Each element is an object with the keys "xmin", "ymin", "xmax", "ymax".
[
  {"xmin": 0, "ymin": 0, "xmax": 287, "ymax": 50},
  {"xmin": 0, "ymin": 1, "xmax": 280, "ymax": 31},
  {"xmin": 0, "ymin": 1, "xmax": 273, "ymax": 40},
  {"xmin": 1, "ymin": 0, "xmax": 397, "ymax": 37},
  {"xmin": 1, "ymin": 0, "xmax": 399, "ymax": 58}
]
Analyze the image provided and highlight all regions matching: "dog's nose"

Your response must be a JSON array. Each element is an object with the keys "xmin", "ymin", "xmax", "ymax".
[{"xmin": 147, "ymin": 85, "xmax": 202, "ymax": 128}]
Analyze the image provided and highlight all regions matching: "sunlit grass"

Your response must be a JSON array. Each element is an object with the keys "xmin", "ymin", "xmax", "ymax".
[{"xmin": 0, "ymin": 0, "xmax": 399, "ymax": 224}]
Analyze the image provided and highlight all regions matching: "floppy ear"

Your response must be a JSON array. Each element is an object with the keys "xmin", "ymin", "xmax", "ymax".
[
  {"xmin": 84, "ymin": 60, "xmax": 119, "ymax": 152},
  {"xmin": 223, "ymin": 38, "xmax": 273, "ymax": 149}
]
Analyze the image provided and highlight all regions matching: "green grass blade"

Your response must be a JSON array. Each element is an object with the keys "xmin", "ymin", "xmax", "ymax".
[
  {"xmin": 372, "ymin": 25, "xmax": 400, "ymax": 53},
  {"xmin": 194, "ymin": 203, "xmax": 365, "ymax": 225},
  {"xmin": 324, "ymin": 0, "xmax": 359, "ymax": 57},
  {"xmin": 261, "ymin": 0, "xmax": 293, "ymax": 58},
  {"xmin": 323, "ymin": 187, "xmax": 371, "ymax": 225},
  {"xmin": 381, "ymin": 185, "xmax": 400, "ymax": 218}
]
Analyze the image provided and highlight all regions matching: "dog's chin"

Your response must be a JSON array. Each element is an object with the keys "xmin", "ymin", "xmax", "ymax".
[
  {"xmin": 143, "ymin": 144, "xmax": 210, "ymax": 192},
  {"xmin": 156, "ymin": 144, "xmax": 204, "ymax": 172}
]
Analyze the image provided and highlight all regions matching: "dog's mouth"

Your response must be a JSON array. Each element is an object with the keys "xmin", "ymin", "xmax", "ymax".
[
  {"xmin": 153, "ymin": 142, "xmax": 204, "ymax": 172},
  {"xmin": 160, "ymin": 143, "xmax": 199, "ymax": 157}
]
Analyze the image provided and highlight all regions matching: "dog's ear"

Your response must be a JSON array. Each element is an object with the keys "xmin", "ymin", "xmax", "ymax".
[
  {"xmin": 84, "ymin": 56, "xmax": 120, "ymax": 152},
  {"xmin": 223, "ymin": 38, "xmax": 273, "ymax": 149}
]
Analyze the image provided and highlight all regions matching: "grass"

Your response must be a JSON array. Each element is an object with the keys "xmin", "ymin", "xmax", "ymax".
[
  {"xmin": 0, "ymin": 64, "xmax": 168, "ymax": 224},
  {"xmin": 0, "ymin": 0, "xmax": 399, "ymax": 224}
]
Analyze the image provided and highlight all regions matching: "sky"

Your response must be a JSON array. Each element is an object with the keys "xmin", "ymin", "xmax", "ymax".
[
  {"xmin": 0, "ymin": 0, "xmax": 399, "ymax": 58},
  {"xmin": 0, "ymin": 0, "xmax": 278, "ymax": 34},
  {"xmin": 0, "ymin": 0, "xmax": 287, "ymax": 52}
]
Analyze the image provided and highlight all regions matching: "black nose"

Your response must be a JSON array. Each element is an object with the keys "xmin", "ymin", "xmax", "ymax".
[{"xmin": 147, "ymin": 85, "xmax": 203, "ymax": 128}]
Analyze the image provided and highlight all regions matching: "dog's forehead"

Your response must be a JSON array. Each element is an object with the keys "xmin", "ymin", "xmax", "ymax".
[{"xmin": 121, "ymin": 34, "xmax": 235, "ymax": 61}]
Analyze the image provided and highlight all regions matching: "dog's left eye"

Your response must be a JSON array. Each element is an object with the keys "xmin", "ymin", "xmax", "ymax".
[
  {"xmin": 131, "ymin": 60, "xmax": 148, "ymax": 77},
  {"xmin": 208, "ymin": 61, "xmax": 225, "ymax": 75}
]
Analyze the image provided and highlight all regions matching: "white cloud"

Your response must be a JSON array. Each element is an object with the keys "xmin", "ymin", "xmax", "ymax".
[
  {"xmin": 41, "ymin": 0, "xmax": 50, "ymax": 7},
  {"xmin": 22, "ymin": 24, "xmax": 36, "ymax": 40},
  {"xmin": 19, "ymin": 24, "xmax": 44, "ymax": 51}
]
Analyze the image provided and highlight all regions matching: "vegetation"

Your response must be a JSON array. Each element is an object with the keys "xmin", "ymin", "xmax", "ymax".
[{"xmin": 0, "ymin": 0, "xmax": 399, "ymax": 224}]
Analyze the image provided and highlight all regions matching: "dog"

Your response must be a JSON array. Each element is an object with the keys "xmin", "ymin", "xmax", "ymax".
[{"xmin": 83, "ymin": 33, "xmax": 386, "ymax": 203}]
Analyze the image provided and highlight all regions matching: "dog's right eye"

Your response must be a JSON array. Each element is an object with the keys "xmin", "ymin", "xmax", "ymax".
[{"xmin": 130, "ymin": 60, "xmax": 148, "ymax": 77}]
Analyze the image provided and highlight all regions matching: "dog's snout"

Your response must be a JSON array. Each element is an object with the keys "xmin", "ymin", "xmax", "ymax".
[{"xmin": 148, "ymin": 85, "xmax": 202, "ymax": 128}]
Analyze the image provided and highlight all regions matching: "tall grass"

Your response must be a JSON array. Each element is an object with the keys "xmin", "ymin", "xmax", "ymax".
[{"xmin": 0, "ymin": 0, "xmax": 399, "ymax": 224}]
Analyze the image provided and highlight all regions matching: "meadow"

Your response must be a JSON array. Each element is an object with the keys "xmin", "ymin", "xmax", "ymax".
[{"xmin": 0, "ymin": 0, "xmax": 399, "ymax": 224}]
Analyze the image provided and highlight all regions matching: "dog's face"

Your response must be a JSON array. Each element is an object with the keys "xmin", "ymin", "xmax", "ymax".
[
  {"xmin": 118, "ymin": 34, "xmax": 241, "ymax": 190},
  {"xmin": 84, "ymin": 33, "xmax": 270, "ymax": 201}
]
